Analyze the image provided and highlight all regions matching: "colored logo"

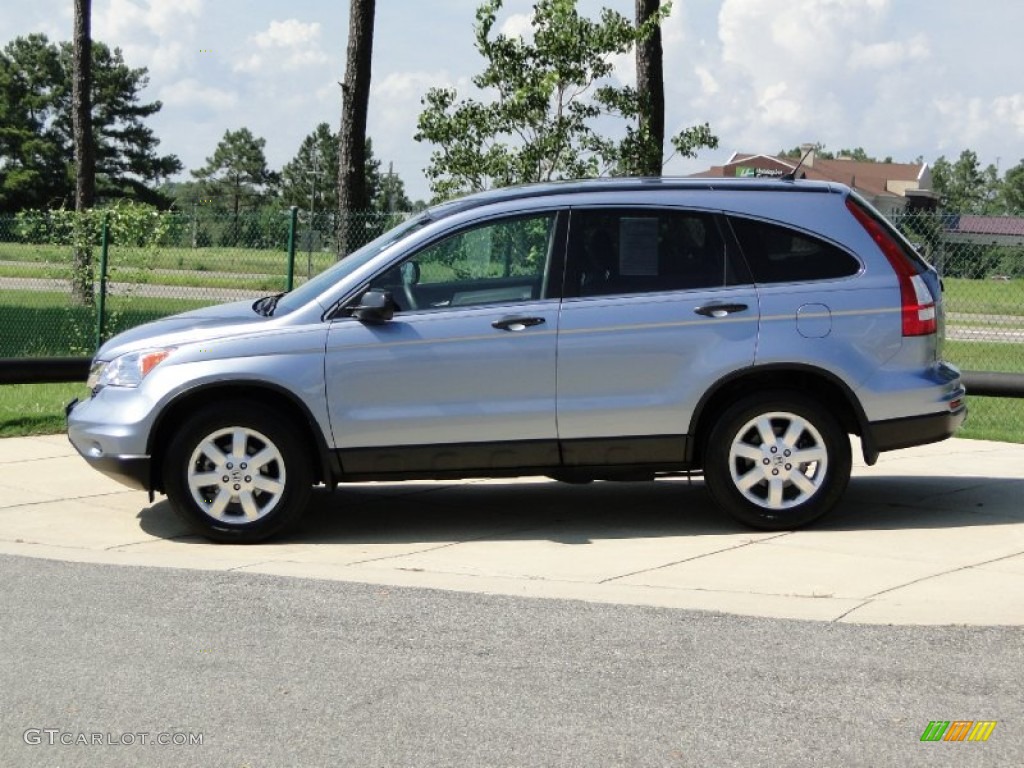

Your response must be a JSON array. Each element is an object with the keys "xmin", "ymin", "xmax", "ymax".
[{"xmin": 920, "ymin": 720, "xmax": 996, "ymax": 742}]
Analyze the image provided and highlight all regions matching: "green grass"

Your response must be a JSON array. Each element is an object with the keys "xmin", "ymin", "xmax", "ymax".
[
  {"xmin": 943, "ymin": 277, "xmax": 1024, "ymax": 316},
  {"xmin": 0, "ymin": 382, "xmax": 88, "ymax": 437},
  {"xmin": 0, "ymin": 241, "xmax": 337, "ymax": 279},
  {"xmin": 1, "ymin": 291, "xmax": 215, "ymax": 357},
  {"xmin": 944, "ymin": 340, "xmax": 1024, "ymax": 374},
  {"xmin": 956, "ymin": 397, "xmax": 1024, "ymax": 443}
]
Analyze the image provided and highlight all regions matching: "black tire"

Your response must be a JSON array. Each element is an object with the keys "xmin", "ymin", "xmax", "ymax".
[
  {"xmin": 703, "ymin": 391, "xmax": 851, "ymax": 530},
  {"xmin": 163, "ymin": 402, "xmax": 313, "ymax": 543}
]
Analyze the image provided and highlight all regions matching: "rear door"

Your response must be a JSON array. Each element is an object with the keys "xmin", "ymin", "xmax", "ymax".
[{"xmin": 555, "ymin": 207, "xmax": 759, "ymax": 466}]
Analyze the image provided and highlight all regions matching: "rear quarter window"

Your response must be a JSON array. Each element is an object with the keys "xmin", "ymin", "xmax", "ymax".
[{"xmin": 728, "ymin": 216, "xmax": 861, "ymax": 284}]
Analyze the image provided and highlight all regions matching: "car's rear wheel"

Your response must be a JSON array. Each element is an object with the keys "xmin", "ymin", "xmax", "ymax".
[
  {"xmin": 704, "ymin": 392, "xmax": 851, "ymax": 530},
  {"xmin": 163, "ymin": 402, "xmax": 312, "ymax": 543}
]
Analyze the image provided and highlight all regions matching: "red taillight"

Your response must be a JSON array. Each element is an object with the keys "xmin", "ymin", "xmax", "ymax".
[{"xmin": 846, "ymin": 198, "xmax": 937, "ymax": 336}]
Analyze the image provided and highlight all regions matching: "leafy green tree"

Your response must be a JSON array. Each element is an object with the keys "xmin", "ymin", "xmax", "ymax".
[
  {"xmin": 373, "ymin": 160, "xmax": 411, "ymax": 212},
  {"xmin": 1000, "ymin": 158, "xmax": 1024, "ymax": 215},
  {"xmin": 931, "ymin": 150, "xmax": 1001, "ymax": 213},
  {"xmin": 281, "ymin": 123, "xmax": 341, "ymax": 213},
  {"xmin": 191, "ymin": 128, "xmax": 278, "ymax": 226},
  {"xmin": 0, "ymin": 34, "xmax": 181, "ymax": 212},
  {"xmin": 280, "ymin": 124, "xmax": 411, "ymax": 213},
  {"xmin": 415, "ymin": 0, "xmax": 716, "ymax": 200}
]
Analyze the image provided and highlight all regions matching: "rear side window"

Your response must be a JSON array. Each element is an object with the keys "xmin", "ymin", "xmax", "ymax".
[
  {"xmin": 567, "ymin": 209, "xmax": 740, "ymax": 297},
  {"xmin": 729, "ymin": 216, "xmax": 861, "ymax": 284}
]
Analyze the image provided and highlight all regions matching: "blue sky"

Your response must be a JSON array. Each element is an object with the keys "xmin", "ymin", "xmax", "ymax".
[{"xmin": 2, "ymin": 0, "xmax": 1023, "ymax": 202}]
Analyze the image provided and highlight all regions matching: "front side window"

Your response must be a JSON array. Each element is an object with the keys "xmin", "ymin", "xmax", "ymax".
[
  {"xmin": 371, "ymin": 213, "xmax": 557, "ymax": 311},
  {"xmin": 567, "ymin": 209, "xmax": 737, "ymax": 298},
  {"xmin": 729, "ymin": 216, "xmax": 861, "ymax": 284}
]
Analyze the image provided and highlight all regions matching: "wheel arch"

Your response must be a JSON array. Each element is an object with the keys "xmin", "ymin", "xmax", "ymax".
[
  {"xmin": 688, "ymin": 364, "xmax": 875, "ymax": 468},
  {"xmin": 147, "ymin": 381, "xmax": 338, "ymax": 494}
]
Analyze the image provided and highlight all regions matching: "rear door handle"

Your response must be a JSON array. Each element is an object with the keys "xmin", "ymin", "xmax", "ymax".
[
  {"xmin": 492, "ymin": 316, "xmax": 546, "ymax": 332},
  {"xmin": 694, "ymin": 303, "xmax": 748, "ymax": 318}
]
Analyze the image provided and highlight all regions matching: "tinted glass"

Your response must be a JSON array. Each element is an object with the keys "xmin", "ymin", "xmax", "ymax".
[
  {"xmin": 729, "ymin": 216, "xmax": 860, "ymax": 283},
  {"xmin": 371, "ymin": 213, "xmax": 556, "ymax": 311},
  {"xmin": 568, "ymin": 209, "xmax": 734, "ymax": 297}
]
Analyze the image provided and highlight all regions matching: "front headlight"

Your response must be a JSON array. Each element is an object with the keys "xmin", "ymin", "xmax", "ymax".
[{"xmin": 88, "ymin": 348, "xmax": 175, "ymax": 390}]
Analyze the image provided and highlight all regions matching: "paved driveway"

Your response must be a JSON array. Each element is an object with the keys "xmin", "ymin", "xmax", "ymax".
[{"xmin": 1, "ymin": 434, "xmax": 1022, "ymax": 626}]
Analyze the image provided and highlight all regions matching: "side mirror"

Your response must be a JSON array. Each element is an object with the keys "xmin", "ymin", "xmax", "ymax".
[{"xmin": 352, "ymin": 289, "xmax": 396, "ymax": 324}]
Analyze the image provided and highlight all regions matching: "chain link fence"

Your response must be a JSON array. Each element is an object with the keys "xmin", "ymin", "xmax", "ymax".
[
  {"xmin": 0, "ymin": 208, "xmax": 408, "ymax": 357},
  {"xmin": 1, "ymin": 206, "xmax": 1021, "ymax": 439}
]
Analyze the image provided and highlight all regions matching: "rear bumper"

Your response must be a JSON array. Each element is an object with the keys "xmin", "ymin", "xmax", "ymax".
[{"xmin": 867, "ymin": 404, "xmax": 968, "ymax": 453}]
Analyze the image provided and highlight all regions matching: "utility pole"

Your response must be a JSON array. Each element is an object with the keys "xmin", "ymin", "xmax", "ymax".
[
  {"xmin": 386, "ymin": 161, "xmax": 396, "ymax": 213},
  {"xmin": 306, "ymin": 148, "xmax": 324, "ymax": 277}
]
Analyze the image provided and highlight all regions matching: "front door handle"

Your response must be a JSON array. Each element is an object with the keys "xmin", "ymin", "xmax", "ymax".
[
  {"xmin": 694, "ymin": 303, "xmax": 748, "ymax": 318},
  {"xmin": 492, "ymin": 316, "xmax": 546, "ymax": 332}
]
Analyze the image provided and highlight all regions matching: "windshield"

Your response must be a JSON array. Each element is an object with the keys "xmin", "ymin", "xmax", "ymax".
[{"xmin": 272, "ymin": 213, "xmax": 431, "ymax": 315}]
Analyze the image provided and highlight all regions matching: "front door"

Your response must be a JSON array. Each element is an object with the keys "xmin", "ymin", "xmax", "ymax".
[{"xmin": 325, "ymin": 211, "xmax": 564, "ymax": 475}]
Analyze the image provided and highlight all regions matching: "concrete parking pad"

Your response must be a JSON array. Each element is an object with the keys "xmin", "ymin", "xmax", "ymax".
[{"xmin": 0, "ymin": 434, "xmax": 1021, "ymax": 626}]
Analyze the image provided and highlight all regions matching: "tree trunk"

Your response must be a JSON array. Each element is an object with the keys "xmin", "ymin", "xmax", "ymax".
[
  {"xmin": 72, "ymin": 0, "xmax": 96, "ymax": 304},
  {"xmin": 636, "ymin": 0, "xmax": 665, "ymax": 177},
  {"xmin": 337, "ymin": 0, "xmax": 376, "ymax": 257}
]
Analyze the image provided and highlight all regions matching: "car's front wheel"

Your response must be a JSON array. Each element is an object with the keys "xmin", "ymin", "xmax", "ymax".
[
  {"xmin": 703, "ymin": 392, "xmax": 851, "ymax": 530},
  {"xmin": 163, "ymin": 402, "xmax": 312, "ymax": 543}
]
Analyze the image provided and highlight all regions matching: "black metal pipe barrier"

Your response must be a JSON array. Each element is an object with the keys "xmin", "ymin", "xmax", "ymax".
[
  {"xmin": 2, "ymin": 357, "xmax": 1024, "ymax": 398},
  {"xmin": 0, "ymin": 357, "xmax": 90, "ymax": 385},
  {"xmin": 962, "ymin": 371, "xmax": 1024, "ymax": 399}
]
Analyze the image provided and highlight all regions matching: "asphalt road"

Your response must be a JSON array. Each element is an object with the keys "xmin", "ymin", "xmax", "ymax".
[{"xmin": 2, "ymin": 554, "xmax": 1021, "ymax": 768}]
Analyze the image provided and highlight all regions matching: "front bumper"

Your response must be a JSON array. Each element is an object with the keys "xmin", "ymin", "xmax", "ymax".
[{"xmin": 66, "ymin": 398, "xmax": 152, "ymax": 491}]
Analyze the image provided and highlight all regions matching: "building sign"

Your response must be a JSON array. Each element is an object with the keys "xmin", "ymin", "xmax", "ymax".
[{"xmin": 735, "ymin": 166, "xmax": 788, "ymax": 178}]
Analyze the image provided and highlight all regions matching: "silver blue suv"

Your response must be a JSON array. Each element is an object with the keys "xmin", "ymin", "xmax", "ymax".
[{"xmin": 67, "ymin": 178, "xmax": 967, "ymax": 542}]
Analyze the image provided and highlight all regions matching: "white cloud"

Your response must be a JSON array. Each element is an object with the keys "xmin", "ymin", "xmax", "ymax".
[
  {"xmin": 160, "ymin": 78, "xmax": 238, "ymax": 111},
  {"xmin": 695, "ymin": 67, "xmax": 719, "ymax": 96},
  {"xmin": 235, "ymin": 18, "xmax": 329, "ymax": 73},
  {"xmin": 253, "ymin": 19, "xmax": 322, "ymax": 48},
  {"xmin": 848, "ymin": 34, "xmax": 930, "ymax": 70},
  {"xmin": 91, "ymin": 0, "xmax": 203, "ymax": 77},
  {"xmin": 993, "ymin": 95, "xmax": 1024, "ymax": 137},
  {"xmin": 94, "ymin": 0, "xmax": 202, "ymax": 43},
  {"xmin": 499, "ymin": 13, "xmax": 533, "ymax": 39}
]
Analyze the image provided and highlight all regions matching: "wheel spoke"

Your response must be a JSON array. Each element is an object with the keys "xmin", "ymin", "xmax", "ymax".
[
  {"xmin": 768, "ymin": 478, "xmax": 784, "ymax": 507},
  {"xmin": 790, "ymin": 447, "xmax": 826, "ymax": 465},
  {"xmin": 254, "ymin": 475, "xmax": 284, "ymax": 495},
  {"xmin": 238, "ymin": 491, "xmax": 260, "ymax": 520},
  {"xmin": 232, "ymin": 429, "xmax": 247, "ymax": 460},
  {"xmin": 249, "ymin": 446, "xmax": 279, "ymax": 472},
  {"xmin": 755, "ymin": 417, "xmax": 776, "ymax": 446},
  {"xmin": 188, "ymin": 472, "xmax": 221, "ymax": 492},
  {"xmin": 199, "ymin": 440, "xmax": 227, "ymax": 467},
  {"xmin": 781, "ymin": 419, "xmax": 805, "ymax": 448},
  {"xmin": 732, "ymin": 443, "xmax": 763, "ymax": 462},
  {"xmin": 736, "ymin": 468, "xmax": 763, "ymax": 491},
  {"xmin": 791, "ymin": 471, "xmax": 818, "ymax": 497},
  {"xmin": 207, "ymin": 488, "xmax": 231, "ymax": 518}
]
